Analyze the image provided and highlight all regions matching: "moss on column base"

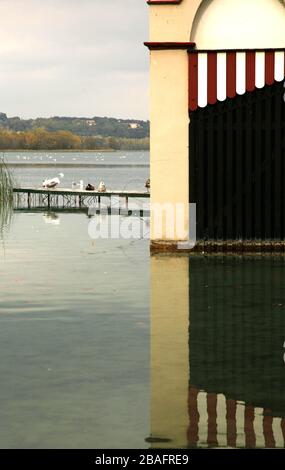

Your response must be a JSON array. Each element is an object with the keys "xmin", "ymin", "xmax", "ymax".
[{"xmin": 150, "ymin": 239, "xmax": 285, "ymax": 254}]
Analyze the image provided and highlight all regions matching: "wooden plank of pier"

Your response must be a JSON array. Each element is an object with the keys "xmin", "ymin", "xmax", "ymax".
[
  {"xmin": 8, "ymin": 163, "xmax": 149, "ymax": 169},
  {"xmin": 13, "ymin": 187, "xmax": 150, "ymax": 198}
]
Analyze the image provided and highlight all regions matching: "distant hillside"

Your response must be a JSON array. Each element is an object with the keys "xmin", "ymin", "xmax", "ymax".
[{"xmin": 0, "ymin": 113, "xmax": 149, "ymax": 139}]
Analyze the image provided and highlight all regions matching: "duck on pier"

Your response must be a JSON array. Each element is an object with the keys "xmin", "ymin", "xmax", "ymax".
[
  {"xmin": 42, "ymin": 173, "xmax": 64, "ymax": 189},
  {"xmin": 98, "ymin": 181, "xmax": 106, "ymax": 192},
  {"xmin": 145, "ymin": 178, "xmax": 150, "ymax": 190},
  {"xmin": 86, "ymin": 183, "xmax": 95, "ymax": 191}
]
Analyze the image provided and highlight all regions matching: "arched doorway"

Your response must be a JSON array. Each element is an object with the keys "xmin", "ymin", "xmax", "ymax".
[
  {"xmin": 189, "ymin": 0, "xmax": 285, "ymax": 246},
  {"xmin": 190, "ymin": 81, "xmax": 285, "ymax": 242}
]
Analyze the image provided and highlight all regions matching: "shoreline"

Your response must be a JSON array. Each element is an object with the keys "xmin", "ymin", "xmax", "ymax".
[
  {"xmin": 7, "ymin": 163, "xmax": 150, "ymax": 168},
  {"xmin": 0, "ymin": 149, "xmax": 149, "ymax": 153}
]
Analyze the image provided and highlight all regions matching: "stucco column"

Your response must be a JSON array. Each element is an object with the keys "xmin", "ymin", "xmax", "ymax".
[
  {"xmin": 148, "ymin": 46, "xmax": 190, "ymax": 246},
  {"xmin": 146, "ymin": 0, "xmax": 201, "ymax": 249}
]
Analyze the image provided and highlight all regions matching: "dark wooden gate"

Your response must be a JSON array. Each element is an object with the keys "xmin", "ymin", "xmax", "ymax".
[{"xmin": 190, "ymin": 81, "xmax": 285, "ymax": 244}]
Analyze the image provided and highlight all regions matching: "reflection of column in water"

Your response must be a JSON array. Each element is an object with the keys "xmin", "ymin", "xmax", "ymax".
[{"xmin": 149, "ymin": 255, "xmax": 189, "ymax": 449}]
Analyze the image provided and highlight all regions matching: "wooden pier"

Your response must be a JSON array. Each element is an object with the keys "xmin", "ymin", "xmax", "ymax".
[{"xmin": 13, "ymin": 187, "xmax": 150, "ymax": 210}]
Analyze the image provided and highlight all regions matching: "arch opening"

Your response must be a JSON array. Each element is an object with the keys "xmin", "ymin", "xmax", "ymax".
[{"xmin": 190, "ymin": 0, "xmax": 285, "ymax": 50}]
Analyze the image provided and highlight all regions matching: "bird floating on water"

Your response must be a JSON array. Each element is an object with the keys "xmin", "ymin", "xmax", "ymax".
[{"xmin": 42, "ymin": 173, "xmax": 64, "ymax": 189}]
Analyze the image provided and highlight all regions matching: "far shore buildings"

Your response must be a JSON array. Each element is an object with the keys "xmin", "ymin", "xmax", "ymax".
[
  {"xmin": 145, "ymin": 0, "xmax": 285, "ymax": 252},
  {"xmin": 128, "ymin": 122, "xmax": 141, "ymax": 129},
  {"xmin": 86, "ymin": 119, "xmax": 96, "ymax": 127}
]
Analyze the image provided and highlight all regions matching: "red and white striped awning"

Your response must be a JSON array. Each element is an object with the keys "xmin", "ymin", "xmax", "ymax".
[{"xmin": 189, "ymin": 49, "xmax": 285, "ymax": 111}]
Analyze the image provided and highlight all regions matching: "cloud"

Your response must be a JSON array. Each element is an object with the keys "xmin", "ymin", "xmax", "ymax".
[{"xmin": 0, "ymin": 0, "xmax": 149, "ymax": 119}]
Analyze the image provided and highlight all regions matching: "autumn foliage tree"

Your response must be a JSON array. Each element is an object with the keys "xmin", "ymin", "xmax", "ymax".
[{"xmin": 0, "ymin": 128, "xmax": 149, "ymax": 151}]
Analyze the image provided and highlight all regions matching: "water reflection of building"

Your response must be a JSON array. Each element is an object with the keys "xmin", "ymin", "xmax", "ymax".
[
  {"xmin": 149, "ymin": 255, "xmax": 285, "ymax": 448},
  {"xmin": 150, "ymin": 255, "xmax": 190, "ymax": 448}
]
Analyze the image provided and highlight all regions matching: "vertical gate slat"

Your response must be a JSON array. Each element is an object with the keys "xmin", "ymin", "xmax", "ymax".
[
  {"xmin": 250, "ymin": 99, "xmax": 255, "ymax": 240},
  {"xmin": 207, "ymin": 110, "xmax": 215, "ymax": 240},
  {"xmin": 254, "ymin": 90, "xmax": 263, "ymax": 240},
  {"xmin": 236, "ymin": 96, "xmax": 243, "ymax": 240},
  {"xmin": 189, "ymin": 112, "xmax": 196, "ymax": 205},
  {"xmin": 280, "ymin": 83, "xmax": 285, "ymax": 241},
  {"xmin": 264, "ymin": 87, "xmax": 272, "ymax": 240},
  {"xmin": 245, "ymin": 93, "xmax": 253, "ymax": 239},
  {"xmin": 226, "ymin": 101, "xmax": 234, "ymax": 240},
  {"xmin": 217, "ymin": 108, "xmax": 224, "ymax": 240},
  {"xmin": 198, "ymin": 111, "xmax": 206, "ymax": 240},
  {"xmin": 273, "ymin": 83, "xmax": 282, "ymax": 240}
]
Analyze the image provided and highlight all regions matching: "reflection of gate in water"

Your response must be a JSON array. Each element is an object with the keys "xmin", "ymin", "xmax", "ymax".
[
  {"xmin": 188, "ymin": 257, "xmax": 285, "ymax": 448},
  {"xmin": 149, "ymin": 256, "xmax": 285, "ymax": 448},
  {"xmin": 189, "ymin": 50, "xmax": 285, "ymax": 243},
  {"xmin": 187, "ymin": 388, "xmax": 285, "ymax": 448}
]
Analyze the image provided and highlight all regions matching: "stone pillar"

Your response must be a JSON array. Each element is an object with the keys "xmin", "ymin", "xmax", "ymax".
[
  {"xmin": 146, "ymin": 0, "xmax": 201, "ymax": 249},
  {"xmin": 149, "ymin": 47, "xmax": 189, "ymax": 246}
]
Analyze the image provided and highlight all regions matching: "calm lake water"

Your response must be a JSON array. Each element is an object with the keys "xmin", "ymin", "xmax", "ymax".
[
  {"xmin": 4, "ymin": 150, "xmax": 149, "ymax": 190},
  {"xmin": 0, "ymin": 212, "xmax": 150, "ymax": 449},
  {"xmin": 0, "ymin": 151, "xmax": 285, "ymax": 448}
]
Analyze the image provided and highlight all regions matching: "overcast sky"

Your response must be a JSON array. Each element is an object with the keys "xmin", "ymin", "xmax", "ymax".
[{"xmin": 0, "ymin": 0, "xmax": 149, "ymax": 120}]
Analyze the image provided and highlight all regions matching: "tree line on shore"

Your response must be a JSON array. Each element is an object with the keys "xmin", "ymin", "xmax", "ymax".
[
  {"xmin": 0, "ymin": 128, "xmax": 149, "ymax": 151},
  {"xmin": 0, "ymin": 113, "xmax": 149, "ymax": 139}
]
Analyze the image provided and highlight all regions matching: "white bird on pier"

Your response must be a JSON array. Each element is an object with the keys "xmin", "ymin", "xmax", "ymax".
[
  {"xmin": 42, "ymin": 173, "xmax": 64, "ymax": 189},
  {"xmin": 98, "ymin": 181, "xmax": 106, "ymax": 192}
]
